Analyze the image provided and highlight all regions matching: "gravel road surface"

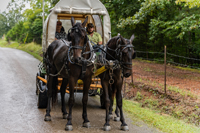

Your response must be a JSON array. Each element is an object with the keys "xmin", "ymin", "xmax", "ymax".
[{"xmin": 0, "ymin": 47, "xmax": 161, "ymax": 133}]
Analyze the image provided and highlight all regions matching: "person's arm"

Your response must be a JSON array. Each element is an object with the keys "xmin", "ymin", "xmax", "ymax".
[
  {"xmin": 98, "ymin": 41, "xmax": 102, "ymax": 45},
  {"xmin": 55, "ymin": 32, "xmax": 58, "ymax": 40},
  {"xmin": 97, "ymin": 33, "xmax": 102, "ymax": 45}
]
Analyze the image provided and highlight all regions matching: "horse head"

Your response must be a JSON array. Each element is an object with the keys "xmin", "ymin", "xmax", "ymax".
[
  {"xmin": 69, "ymin": 16, "xmax": 88, "ymax": 63},
  {"xmin": 116, "ymin": 34, "xmax": 135, "ymax": 78}
]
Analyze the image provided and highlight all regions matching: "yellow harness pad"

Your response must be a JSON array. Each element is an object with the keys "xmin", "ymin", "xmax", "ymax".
[
  {"xmin": 93, "ymin": 66, "xmax": 107, "ymax": 77},
  {"xmin": 77, "ymin": 66, "xmax": 107, "ymax": 84}
]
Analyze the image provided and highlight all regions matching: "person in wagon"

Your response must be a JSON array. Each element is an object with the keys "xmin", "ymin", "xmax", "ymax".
[
  {"xmin": 87, "ymin": 23, "xmax": 103, "ymax": 52},
  {"xmin": 55, "ymin": 20, "xmax": 67, "ymax": 40}
]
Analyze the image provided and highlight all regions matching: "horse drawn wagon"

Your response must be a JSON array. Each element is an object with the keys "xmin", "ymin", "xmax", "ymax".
[
  {"xmin": 36, "ymin": 0, "xmax": 135, "ymax": 131},
  {"xmin": 36, "ymin": 0, "xmax": 111, "ymax": 108}
]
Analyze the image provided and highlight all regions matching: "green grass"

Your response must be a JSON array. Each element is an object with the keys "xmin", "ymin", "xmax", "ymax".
[
  {"xmin": 0, "ymin": 39, "xmax": 8, "ymax": 47},
  {"xmin": 143, "ymin": 67, "xmax": 151, "ymax": 72},
  {"xmin": 174, "ymin": 66, "xmax": 200, "ymax": 73},
  {"xmin": 167, "ymin": 85, "xmax": 197, "ymax": 99},
  {"xmin": 123, "ymin": 99, "xmax": 200, "ymax": 133},
  {"xmin": 0, "ymin": 39, "xmax": 42, "ymax": 61}
]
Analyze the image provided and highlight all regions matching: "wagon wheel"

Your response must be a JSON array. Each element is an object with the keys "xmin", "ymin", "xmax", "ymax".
[
  {"xmin": 36, "ymin": 71, "xmax": 45, "ymax": 95},
  {"xmin": 37, "ymin": 86, "xmax": 48, "ymax": 108},
  {"xmin": 36, "ymin": 72, "xmax": 40, "ymax": 95},
  {"xmin": 36, "ymin": 71, "xmax": 48, "ymax": 108},
  {"xmin": 88, "ymin": 89, "xmax": 97, "ymax": 96}
]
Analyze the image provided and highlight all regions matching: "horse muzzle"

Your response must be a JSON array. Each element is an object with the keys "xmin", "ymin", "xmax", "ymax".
[
  {"xmin": 124, "ymin": 73, "xmax": 131, "ymax": 78},
  {"xmin": 74, "ymin": 57, "xmax": 82, "ymax": 63}
]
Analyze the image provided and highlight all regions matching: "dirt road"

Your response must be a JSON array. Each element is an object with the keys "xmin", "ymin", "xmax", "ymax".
[{"xmin": 0, "ymin": 47, "xmax": 160, "ymax": 133}]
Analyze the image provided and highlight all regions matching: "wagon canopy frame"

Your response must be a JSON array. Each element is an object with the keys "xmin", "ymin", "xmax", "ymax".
[{"xmin": 42, "ymin": 0, "xmax": 111, "ymax": 52}]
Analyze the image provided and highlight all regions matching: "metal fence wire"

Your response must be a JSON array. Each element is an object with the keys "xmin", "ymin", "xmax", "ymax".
[{"xmin": 135, "ymin": 50, "xmax": 200, "ymax": 69}]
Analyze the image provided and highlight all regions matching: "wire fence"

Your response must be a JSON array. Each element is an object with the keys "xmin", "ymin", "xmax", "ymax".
[{"xmin": 135, "ymin": 50, "xmax": 200, "ymax": 69}]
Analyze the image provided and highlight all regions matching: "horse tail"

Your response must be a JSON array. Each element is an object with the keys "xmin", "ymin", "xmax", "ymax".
[
  {"xmin": 45, "ymin": 41, "xmax": 59, "ymax": 106},
  {"xmin": 52, "ymin": 75, "xmax": 58, "ymax": 106}
]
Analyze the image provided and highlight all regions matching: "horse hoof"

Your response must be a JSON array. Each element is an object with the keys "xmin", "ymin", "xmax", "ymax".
[
  {"xmin": 114, "ymin": 117, "xmax": 120, "ymax": 121},
  {"xmin": 109, "ymin": 114, "xmax": 113, "ymax": 120},
  {"xmin": 44, "ymin": 116, "xmax": 51, "ymax": 121},
  {"xmin": 83, "ymin": 122, "xmax": 91, "ymax": 128},
  {"xmin": 65, "ymin": 125, "xmax": 73, "ymax": 131},
  {"xmin": 121, "ymin": 125, "xmax": 129, "ymax": 131},
  {"xmin": 63, "ymin": 114, "xmax": 68, "ymax": 119},
  {"xmin": 103, "ymin": 125, "xmax": 111, "ymax": 131}
]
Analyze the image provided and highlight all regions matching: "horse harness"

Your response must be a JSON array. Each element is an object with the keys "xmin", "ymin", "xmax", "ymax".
[
  {"xmin": 105, "ymin": 38, "xmax": 134, "ymax": 84},
  {"xmin": 67, "ymin": 26, "xmax": 93, "ymax": 79}
]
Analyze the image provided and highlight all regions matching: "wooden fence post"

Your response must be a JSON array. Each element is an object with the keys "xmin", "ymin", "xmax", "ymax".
[{"xmin": 164, "ymin": 45, "xmax": 167, "ymax": 94}]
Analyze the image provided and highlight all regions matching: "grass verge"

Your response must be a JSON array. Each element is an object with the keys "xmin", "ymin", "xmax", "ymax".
[
  {"xmin": 0, "ymin": 39, "xmax": 42, "ymax": 61},
  {"xmin": 123, "ymin": 99, "xmax": 200, "ymax": 133}
]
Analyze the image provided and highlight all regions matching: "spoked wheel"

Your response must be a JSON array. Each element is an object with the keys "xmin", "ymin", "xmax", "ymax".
[
  {"xmin": 36, "ymin": 72, "xmax": 40, "ymax": 95},
  {"xmin": 36, "ymin": 71, "xmax": 48, "ymax": 108},
  {"xmin": 88, "ymin": 89, "xmax": 97, "ymax": 96}
]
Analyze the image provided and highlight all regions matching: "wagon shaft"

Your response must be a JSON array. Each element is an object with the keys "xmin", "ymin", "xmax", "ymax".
[{"xmin": 37, "ymin": 76, "xmax": 102, "ymax": 94}]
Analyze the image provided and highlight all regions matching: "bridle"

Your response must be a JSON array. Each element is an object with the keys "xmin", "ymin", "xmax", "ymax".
[
  {"xmin": 67, "ymin": 25, "xmax": 88, "ymax": 64},
  {"xmin": 106, "ymin": 37, "xmax": 134, "ymax": 70}
]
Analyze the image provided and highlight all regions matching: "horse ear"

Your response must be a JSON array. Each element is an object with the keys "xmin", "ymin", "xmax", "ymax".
[
  {"xmin": 130, "ymin": 34, "xmax": 135, "ymax": 44},
  {"xmin": 71, "ymin": 16, "xmax": 75, "ymax": 26},
  {"xmin": 82, "ymin": 16, "xmax": 88, "ymax": 27},
  {"xmin": 120, "ymin": 35, "xmax": 126, "ymax": 44}
]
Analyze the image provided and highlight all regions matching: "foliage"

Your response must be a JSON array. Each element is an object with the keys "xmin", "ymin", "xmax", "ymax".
[
  {"xmin": 0, "ymin": 13, "xmax": 10, "ymax": 37},
  {"xmin": 100, "ymin": 0, "xmax": 200, "ymax": 66},
  {"xmin": 176, "ymin": 0, "xmax": 200, "ymax": 8},
  {"xmin": 6, "ymin": 21, "xmax": 25, "ymax": 42},
  {"xmin": 4, "ymin": 0, "xmax": 56, "ymax": 44}
]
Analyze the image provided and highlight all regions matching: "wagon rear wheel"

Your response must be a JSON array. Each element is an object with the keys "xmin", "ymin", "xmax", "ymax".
[
  {"xmin": 37, "ymin": 85, "xmax": 48, "ymax": 108},
  {"xmin": 36, "ymin": 72, "xmax": 48, "ymax": 108},
  {"xmin": 36, "ymin": 72, "xmax": 45, "ymax": 95}
]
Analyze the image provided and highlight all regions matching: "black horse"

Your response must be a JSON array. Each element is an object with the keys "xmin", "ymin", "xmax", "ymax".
[
  {"xmin": 99, "ymin": 34, "xmax": 135, "ymax": 131},
  {"xmin": 44, "ymin": 16, "xmax": 94, "ymax": 131}
]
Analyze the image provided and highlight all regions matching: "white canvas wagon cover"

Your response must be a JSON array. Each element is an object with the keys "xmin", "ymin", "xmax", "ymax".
[{"xmin": 42, "ymin": 0, "xmax": 111, "ymax": 52}]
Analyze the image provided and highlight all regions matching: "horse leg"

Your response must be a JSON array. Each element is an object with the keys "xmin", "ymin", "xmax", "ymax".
[
  {"xmin": 101, "ymin": 81, "xmax": 111, "ymax": 131},
  {"xmin": 65, "ymin": 77, "xmax": 76, "ymax": 131},
  {"xmin": 114, "ymin": 104, "xmax": 120, "ymax": 121},
  {"xmin": 82, "ymin": 78, "xmax": 91, "ymax": 128},
  {"xmin": 60, "ymin": 78, "xmax": 68, "ymax": 119},
  {"xmin": 109, "ymin": 85, "xmax": 114, "ymax": 119},
  {"xmin": 116, "ymin": 82, "xmax": 129, "ymax": 131}
]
